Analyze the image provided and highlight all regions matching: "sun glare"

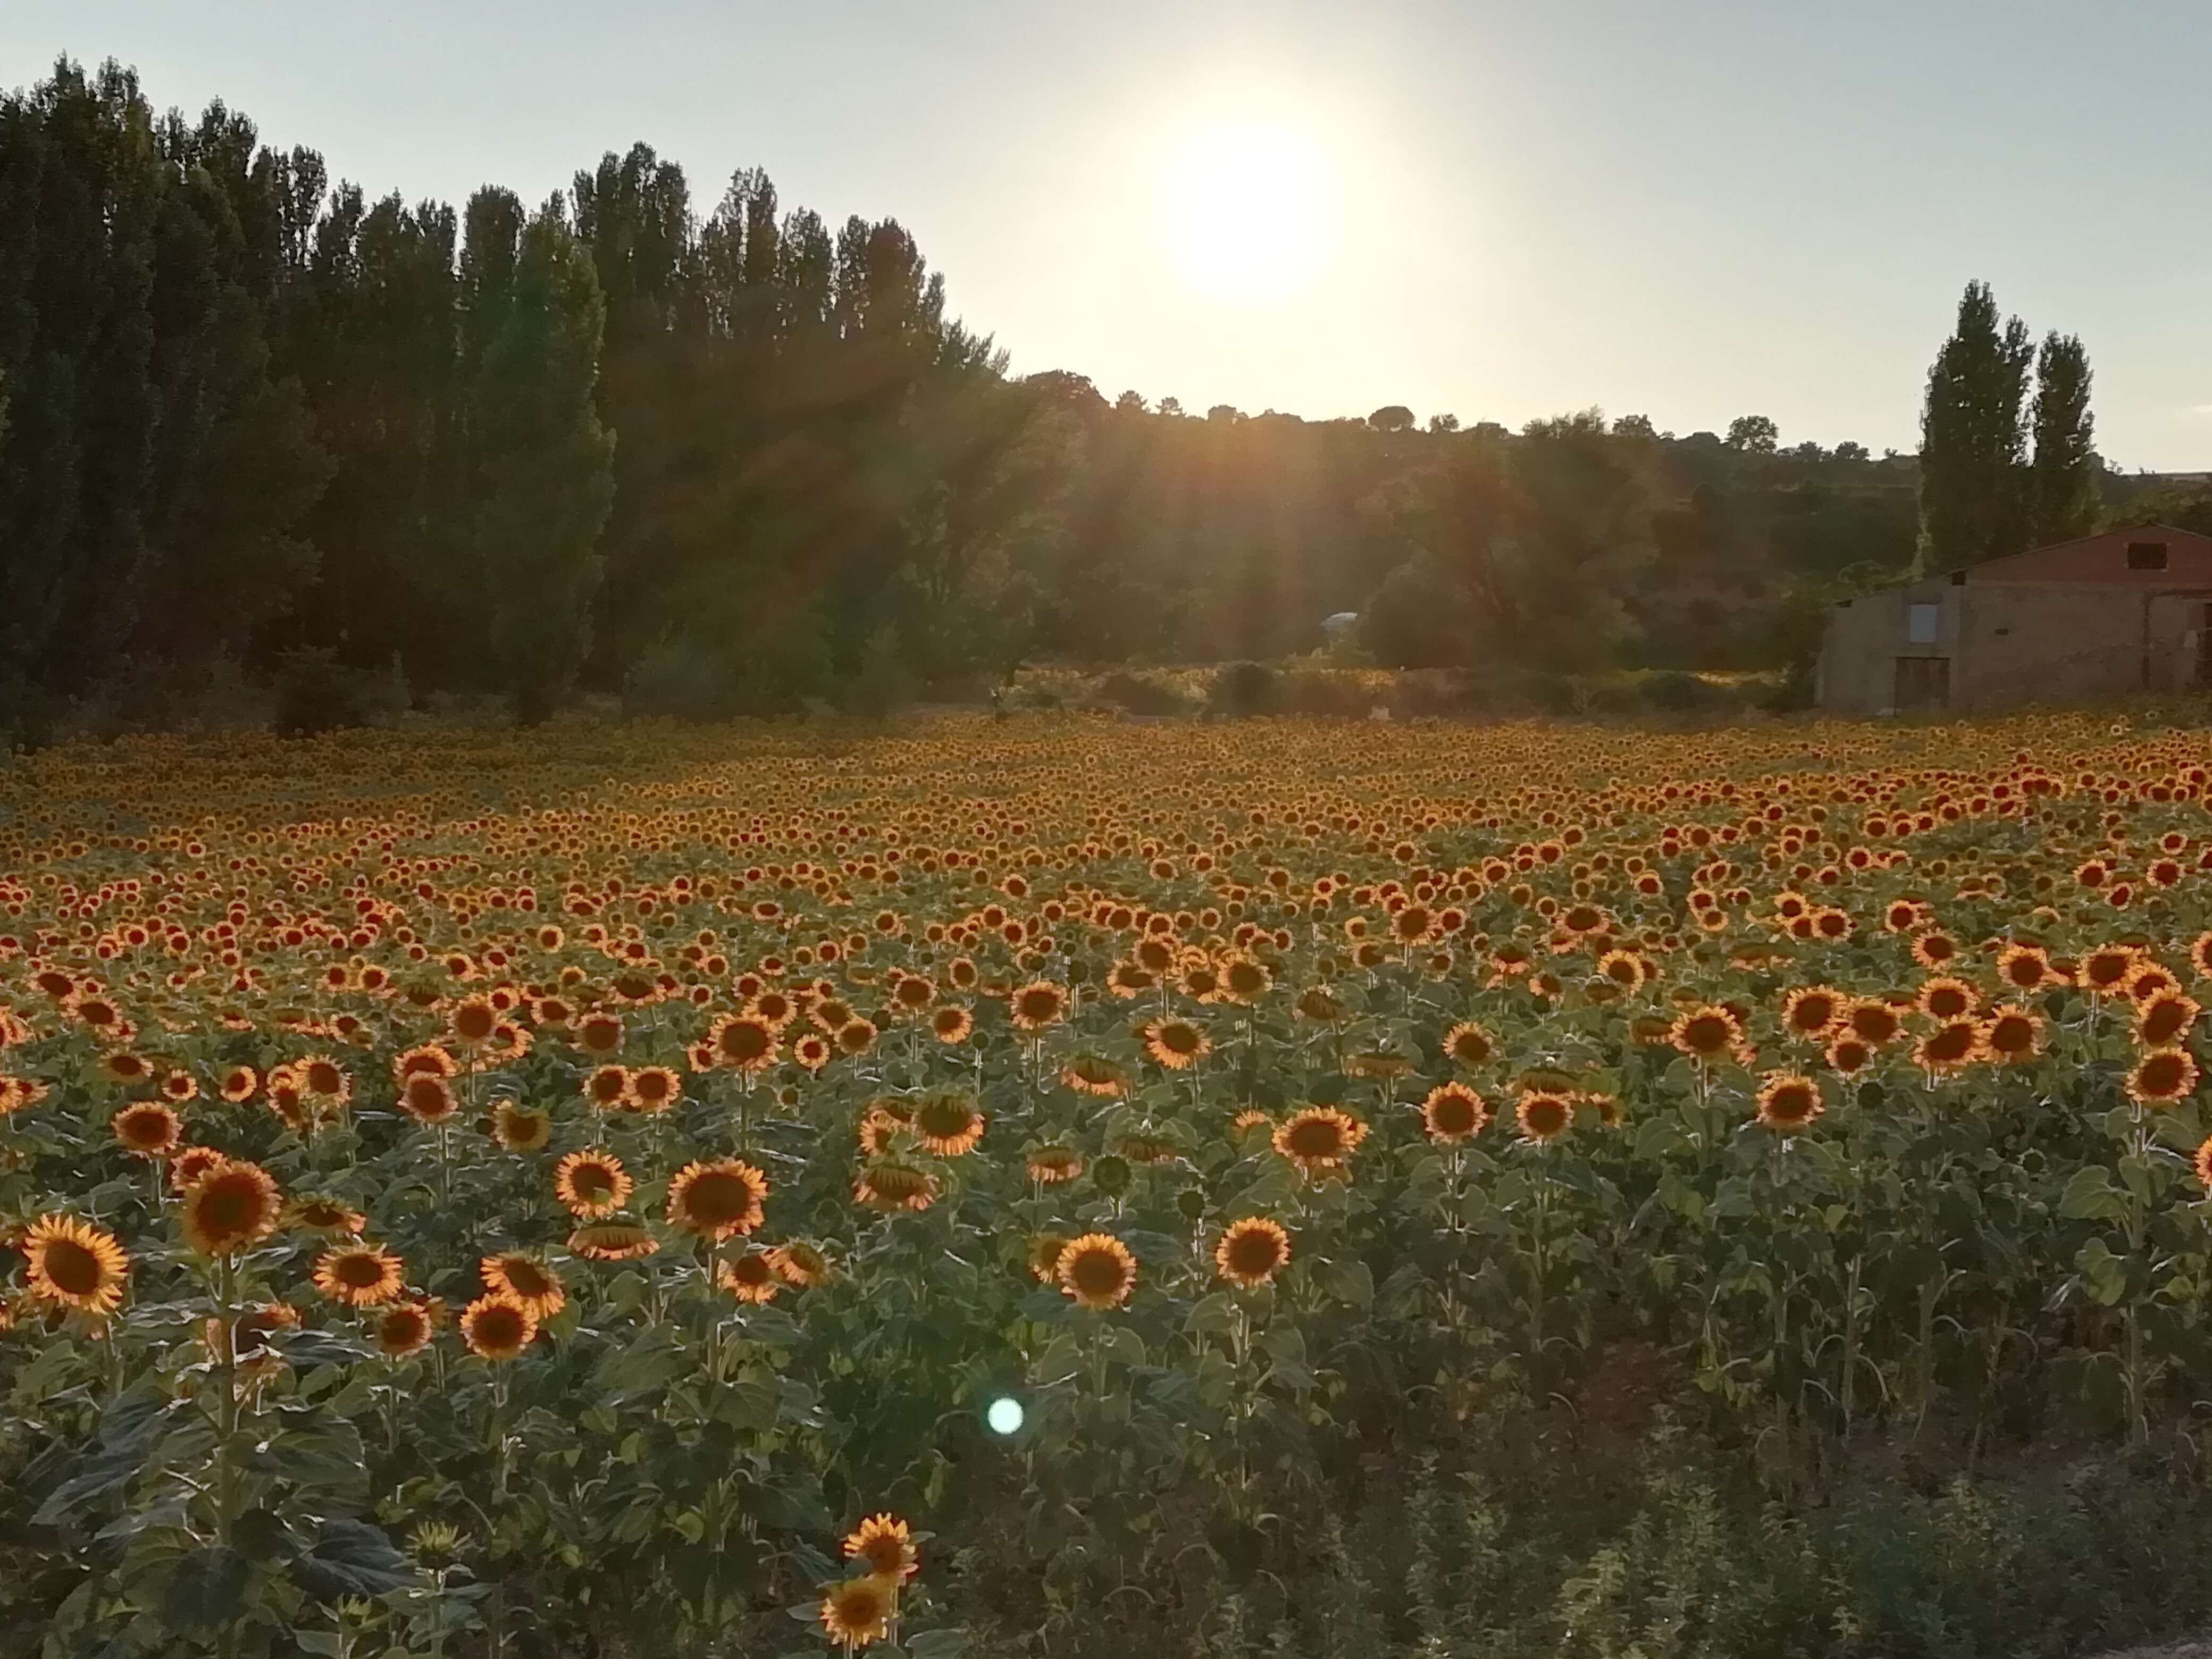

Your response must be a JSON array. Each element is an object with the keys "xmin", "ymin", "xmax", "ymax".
[{"xmin": 1159, "ymin": 121, "xmax": 1335, "ymax": 306}]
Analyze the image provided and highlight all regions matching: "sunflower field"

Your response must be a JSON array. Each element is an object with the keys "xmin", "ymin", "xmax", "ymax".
[{"xmin": 7, "ymin": 711, "xmax": 2212, "ymax": 1658}]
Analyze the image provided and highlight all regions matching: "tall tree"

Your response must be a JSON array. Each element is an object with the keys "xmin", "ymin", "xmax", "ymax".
[
  {"xmin": 1917, "ymin": 280, "xmax": 2032, "ymax": 574},
  {"xmin": 470, "ymin": 203, "xmax": 615, "ymax": 722},
  {"xmin": 2026, "ymin": 331, "xmax": 2098, "ymax": 546}
]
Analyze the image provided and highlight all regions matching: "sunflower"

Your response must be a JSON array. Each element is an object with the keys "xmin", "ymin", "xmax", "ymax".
[
  {"xmin": 1915, "ymin": 977, "xmax": 1979, "ymax": 1021},
  {"xmin": 1214, "ymin": 1217, "xmax": 1291, "ymax": 1289},
  {"xmin": 397, "ymin": 1072, "xmax": 459, "ymax": 1125},
  {"xmin": 2127, "ymin": 1047, "xmax": 2199, "ymax": 1108},
  {"xmin": 666, "ymin": 1159, "xmax": 769, "ymax": 1242},
  {"xmin": 1669, "ymin": 1005, "xmax": 1743, "ymax": 1065},
  {"xmin": 492, "ymin": 1102, "xmax": 551, "ymax": 1152},
  {"xmin": 111, "ymin": 1101, "xmax": 181, "ymax": 1159},
  {"xmin": 1271, "ymin": 1107, "xmax": 1367, "ymax": 1173},
  {"xmin": 1229, "ymin": 1108, "xmax": 1273, "ymax": 1141},
  {"xmin": 1026, "ymin": 1145, "xmax": 1084, "ymax": 1184},
  {"xmin": 583, "ymin": 1065, "xmax": 631, "ymax": 1109},
  {"xmin": 1441, "ymin": 1021, "xmax": 1494, "ymax": 1066},
  {"xmin": 1421, "ymin": 1082, "xmax": 1489, "ymax": 1142},
  {"xmin": 1823, "ymin": 1036, "xmax": 1873, "ymax": 1075},
  {"xmin": 217, "ymin": 1065, "xmax": 258, "ymax": 1103},
  {"xmin": 707, "ymin": 1012, "xmax": 779, "ymax": 1073},
  {"xmin": 460, "ymin": 1293, "xmax": 538, "ymax": 1361},
  {"xmin": 298, "ymin": 1055, "xmax": 350, "ymax": 1103},
  {"xmin": 170, "ymin": 1144, "xmax": 227, "ymax": 1191},
  {"xmin": 181, "ymin": 1159, "xmax": 282, "ymax": 1257},
  {"xmin": 554, "ymin": 1149, "xmax": 631, "ymax": 1219},
  {"xmin": 773, "ymin": 1240, "xmax": 831, "ymax": 1287},
  {"xmin": 819, "ymin": 1576, "xmax": 894, "ymax": 1650},
  {"xmin": 2196, "ymin": 1135, "xmax": 2212, "ymax": 1195},
  {"xmin": 375, "ymin": 1301, "xmax": 435, "ymax": 1358},
  {"xmin": 1221, "ymin": 954, "xmax": 1272, "ymax": 1003},
  {"xmin": 1844, "ymin": 999, "xmax": 1902, "ymax": 1046},
  {"xmin": 2079, "ymin": 945, "xmax": 2141, "ymax": 996},
  {"xmin": 1780, "ymin": 986, "xmax": 1844, "ymax": 1040},
  {"xmin": 1142, "ymin": 1017, "xmax": 1210, "ymax": 1069},
  {"xmin": 912, "ymin": 1091, "xmax": 986, "ymax": 1157},
  {"xmin": 1107, "ymin": 959, "xmax": 1157, "ymax": 998},
  {"xmin": 283, "ymin": 1195, "xmax": 366, "ymax": 1236},
  {"xmin": 1009, "ymin": 981, "xmax": 1068, "ymax": 1031},
  {"xmin": 481, "ymin": 1253, "xmax": 566, "ymax": 1319},
  {"xmin": 1515, "ymin": 1091, "xmax": 1574, "ymax": 1144},
  {"xmin": 1913, "ymin": 1019, "xmax": 1984, "ymax": 1075},
  {"xmin": 1058, "ymin": 1232, "xmax": 1137, "ymax": 1310},
  {"xmin": 1060, "ymin": 1053, "xmax": 1128, "ymax": 1096},
  {"xmin": 1997, "ymin": 943, "xmax": 2057, "ymax": 992},
  {"xmin": 793, "ymin": 1032, "xmax": 832, "ymax": 1073},
  {"xmin": 1028, "ymin": 1233, "xmax": 1071, "ymax": 1283},
  {"xmin": 843, "ymin": 1512, "xmax": 920, "ymax": 1583},
  {"xmin": 853, "ymin": 1160, "xmax": 937, "ymax": 1213},
  {"xmin": 21, "ymin": 1215, "xmax": 128, "ymax": 1316},
  {"xmin": 931, "ymin": 1004, "xmax": 974, "ymax": 1044},
  {"xmin": 2135, "ymin": 991, "xmax": 2200, "ymax": 1048},
  {"xmin": 1980, "ymin": 1006, "xmax": 2045, "ymax": 1063},
  {"xmin": 313, "ymin": 1243, "xmax": 405, "ymax": 1308},
  {"xmin": 0, "ymin": 1075, "xmax": 49, "ymax": 1116},
  {"xmin": 567, "ymin": 1222, "xmax": 660, "ymax": 1261},
  {"xmin": 1754, "ymin": 1074, "xmax": 1823, "ymax": 1134},
  {"xmin": 717, "ymin": 1249, "xmax": 781, "ymax": 1303}
]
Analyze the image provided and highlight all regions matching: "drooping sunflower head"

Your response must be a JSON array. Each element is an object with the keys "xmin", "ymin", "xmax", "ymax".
[
  {"xmin": 1060, "ymin": 1052, "xmax": 1128, "ymax": 1097},
  {"xmin": 1025, "ymin": 1145, "xmax": 1084, "ymax": 1184},
  {"xmin": 283, "ymin": 1195, "xmax": 366, "ymax": 1236},
  {"xmin": 772, "ymin": 1240, "xmax": 831, "ymax": 1287},
  {"xmin": 1214, "ymin": 1217, "xmax": 1291, "ymax": 1289},
  {"xmin": 566, "ymin": 1222, "xmax": 660, "ymax": 1261},
  {"xmin": 1057, "ymin": 1232, "xmax": 1137, "ymax": 1310},
  {"xmin": 912, "ymin": 1091, "xmax": 985, "ymax": 1157},
  {"xmin": 853, "ymin": 1160, "xmax": 937, "ymax": 1213},
  {"xmin": 181, "ymin": 1159, "xmax": 282, "ymax": 1257},
  {"xmin": 22, "ymin": 1214, "xmax": 128, "ymax": 1317},
  {"xmin": 666, "ymin": 1159, "xmax": 769, "ymax": 1242},
  {"xmin": 553, "ymin": 1150, "xmax": 631, "ymax": 1219}
]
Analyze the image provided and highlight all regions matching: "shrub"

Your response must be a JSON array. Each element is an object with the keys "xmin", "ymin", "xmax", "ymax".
[
  {"xmin": 1210, "ymin": 661, "xmax": 1281, "ymax": 716},
  {"xmin": 1096, "ymin": 669, "xmax": 1193, "ymax": 716}
]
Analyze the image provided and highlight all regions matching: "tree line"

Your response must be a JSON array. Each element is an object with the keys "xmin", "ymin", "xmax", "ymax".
[{"xmin": 0, "ymin": 59, "xmax": 2133, "ymax": 728}]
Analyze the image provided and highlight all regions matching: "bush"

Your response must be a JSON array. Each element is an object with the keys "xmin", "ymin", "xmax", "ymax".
[
  {"xmin": 273, "ymin": 650, "xmax": 406, "ymax": 738},
  {"xmin": 1096, "ymin": 670, "xmax": 1193, "ymax": 716},
  {"xmin": 1640, "ymin": 669, "xmax": 1715, "ymax": 713},
  {"xmin": 1210, "ymin": 661, "xmax": 1281, "ymax": 716},
  {"xmin": 1277, "ymin": 669, "xmax": 1374, "ymax": 717}
]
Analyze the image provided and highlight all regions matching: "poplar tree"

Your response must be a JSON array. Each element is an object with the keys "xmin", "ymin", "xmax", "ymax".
[
  {"xmin": 2026, "ymin": 331, "xmax": 2098, "ymax": 546},
  {"xmin": 1916, "ymin": 280, "xmax": 2032, "ymax": 574}
]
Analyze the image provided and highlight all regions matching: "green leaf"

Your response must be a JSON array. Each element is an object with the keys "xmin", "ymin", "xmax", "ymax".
[
  {"xmin": 2059, "ymin": 1166, "xmax": 2129, "ymax": 1223},
  {"xmin": 908, "ymin": 1631, "xmax": 971, "ymax": 1659},
  {"xmin": 163, "ymin": 1545, "xmax": 250, "ymax": 1631},
  {"xmin": 1314, "ymin": 1256, "xmax": 1373, "ymax": 1308},
  {"xmin": 291, "ymin": 1519, "xmax": 419, "ymax": 1602}
]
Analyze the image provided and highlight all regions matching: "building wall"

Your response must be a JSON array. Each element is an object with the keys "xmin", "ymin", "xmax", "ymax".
[{"xmin": 1816, "ymin": 576, "xmax": 1959, "ymax": 714}]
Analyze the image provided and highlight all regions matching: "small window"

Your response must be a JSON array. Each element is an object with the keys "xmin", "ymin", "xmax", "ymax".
[
  {"xmin": 1907, "ymin": 603, "xmax": 1939, "ymax": 644},
  {"xmin": 2128, "ymin": 540, "xmax": 2168, "ymax": 570}
]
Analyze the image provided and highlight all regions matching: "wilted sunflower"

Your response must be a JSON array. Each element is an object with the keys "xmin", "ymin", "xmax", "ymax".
[
  {"xmin": 1060, "ymin": 1053, "xmax": 1128, "ymax": 1096},
  {"xmin": 22, "ymin": 1214, "xmax": 128, "ymax": 1317},
  {"xmin": 1026, "ymin": 1145, "xmax": 1084, "ymax": 1184},
  {"xmin": 567, "ymin": 1222, "xmax": 660, "ymax": 1261},
  {"xmin": 554, "ymin": 1149, "xmax": 631, "ymax": 1219},
  {"xmin": 853, "ymin": 1160, "xmax": 937, "ymax": 1213},
  {"xmin": 111, "ymin": 1101, "xmax": 181, "ymax": 1159},
  {"xmin": 481, "ymin": 1253, "xmax": 566, "ymax": 1319},
  {"xmin": 1515, "ymin": 1091, "xmax": 1574, "ymax": 1144},
  {"xmin": 1058, "ymin": 1232, "xmax": 1137, "ymax": 1310},
  {"xmin": 375, "ymin": 1301, "xmax": 434, "ymax": 1358},
  {"xmin": 1271, "ymin": 1107, "xmax": 1367, "ymax": 1174},
  {"xmin": 1142, "ymin": 1016, "xmax": 1210, "ymax": 1070},
  {"xmin": 2127, "ymin": 1047, "xmax": 2199, "ymax": 1108},
  {"xmin": 912, "ymin": 1091, "xmax": 986, "ymax": 1157},
  {"xmin": 459, "ymin": 1293, "xmax": 537, "ymax": 1361},
  {"xmin": 313, "ymin": 1243, "xmax": 405, "ymax": 1307},
  {"xmin": 819, "ymin": 1576, "xmax": 894, "ymax": 1650},
  {"xmin": 1754, "ymin": 1073, "xmax": 1823, "ymax": 1134},
  {"xmin": 1215, "ymin": 1217, "xmax": 1291, "ymax": 1289},
  {"xmin": 666, "ymin": 1159, "xmax": 769, "ymax": 1242},
  {"xmin": 181, "ymin": 1159, "xmax": 282, "ymax": 1256},
  {"xmin": 1421, "ymin": 1082, "xmax": 1489, "ymax": 1142},
  {"xmin": 843, "ymin": 1512, "xmax": 920, "ymax": 1583},
  {"xmin": 717, "ymin": 1250, "xmax": 781, "ymax": 1303}
]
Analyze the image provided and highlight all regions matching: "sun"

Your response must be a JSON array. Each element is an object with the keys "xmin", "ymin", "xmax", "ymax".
[{"xmin": 1159, "ymin": 121, "xmax": 1335, "ymax": 306}]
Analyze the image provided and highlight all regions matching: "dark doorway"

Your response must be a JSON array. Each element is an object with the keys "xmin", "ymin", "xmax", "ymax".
[
  {"xmin": 1893, "ymin": 657, "xmax": 1950, "ymax": 711},
  {"xmin": 2199, "ymin": 606, "xmax": 2212, "ymax": 686}
]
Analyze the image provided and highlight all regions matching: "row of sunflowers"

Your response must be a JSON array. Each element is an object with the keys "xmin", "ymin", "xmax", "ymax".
[{"xmin": 3, "ymin": 711, "xmax": 2211, "ymax": 1655}]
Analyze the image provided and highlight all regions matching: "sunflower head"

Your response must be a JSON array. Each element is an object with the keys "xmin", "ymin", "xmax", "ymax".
[
  {"xmin": 912, "ymin": 1090, "xmax": 986, "ymax": 1157},
  {"xmin": 554, "ymin": 1150, "xmax": 631, "ymax": 1219},
  {"xmin": 1058, "ymin": 1232, "xmax": 1137, "ymax": 1310},
  {"xmin": 819, "ymin": 1576, "xmax": 894, "ymax": 1650},
  {"xmin": 481, "ymin": 1253, "xmax": 566, "ymax": 1318},
  {"xmin": 181, "ymin": 1159, "xmax": 282, "ymax": 1258},
  {"xmin": 313, "ymin": 1243, "xmax": 405, "ymax": 1307},
  {"xmin": 666, "ymin": 1159, "xmax": 769, "ymax": 1242},
  {"xmin": 22, "ymin": 1215, "xmax": 128, "ymax": 1317},
  {"xmin": 459, "ymin": 1293, "xmax": 537, "ymax": 1361},
  {"xmin": 1214, "ymin": 1217, "xmax": 1291, "ymax": 1289},
  {"xmin": 842, "ymin": 1512, "xmax": 919, "ymax": 1583},
  {"xmin": 1421, "ymin": 1082, "xmax": 1488, "ymax": 1142}
]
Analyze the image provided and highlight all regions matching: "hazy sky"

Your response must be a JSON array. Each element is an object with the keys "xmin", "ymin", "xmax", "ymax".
[{"xmin": 7, "ymin": 2, "xmax": 2209, "ymax": 468}]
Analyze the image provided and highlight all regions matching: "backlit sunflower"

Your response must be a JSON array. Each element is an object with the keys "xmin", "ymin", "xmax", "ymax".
[
  {"xmin": 313, "ymin": 1243, "xmax": 405, "ymax": 1307},
  {"xmin": 1060, "ymin": 1053, "xmax": 1128, "ymax": 1096},
  {"xmin": 1272, "ymin": 1107, "xmax": 1367, "ymax": 1174},
  {"xmin": 567, "ymin": 1222, "xmax": 660, "ymax": 1261},
  {"xmin": 931, "ymin": 1004, "xmax": 973, "ymax": 1044},
  {"xmin": 459, "ymin": 1292, "xmax": 537, "ymax": 1360},
  {"xmin": 666, "ymin": 1159, "xmax": 769, "ymax": 1241},
  {"xmin": 2127, "ymin": 1047, "xmax": 2199, "ymax": 1108},
  {"xmin": 1057, "ymin": 1232, "xmax": 1137, "ymax": 1310},
  {"xmin": 1214, "ymin": 1217, "xmax": 1291, "ymax": 1288},
  {"xmin": 1442, "ymin": 1021, "xmax": 1495, "ymax": 1066},
  {"xmin": 1026, "ymin": 1145, "xmax": 1084, "ymax": 1184},
  {"xmin": 1421, "ymin": 1082, "xmax": 1489, "ymax": 1142},
  {"xmin": 22, "ymin": 1214, "xmax": 128, "ymax": 1317},
  {"xmin": 1515, "ymin": 1091, "xmax": 1574, "ymax": 1144},
  {"xmin": 374, "ymin": 1301, "xmax": 434, "ymax": 1358},
  {"xmin": 554, "ymin": 1149, "xmax": 631, "ymax": 1219},
  {"xmin": 112, "ymin": 1101, "xmax": 181, "ymax": 1159},
  {"xmin": 717, "ymin": 1249, "xmax": 781, "ymax": 1303},
  {"xmin": 181, "ymin": 1159, "xmax": 281, "ymax": 1257},
  {"xmin": 492, "ymin": 1101, "xmax": 551, "ymax": 1152},
  {"xmin": 819, "ymin": 1576, "xmax": 893, "ymax": 1650},
  {"xmin": 1754, "ymin": 1073, "xmax": 1822, "ymax": 1134},
  {"xmin": 1009, "ymin": 981, "xmax": 1068, "ymax": 1031},
  {"xmin": 853, "ymin": 1160, "xmax": 937, "ymax": 1213},
  {"xmin": 843, "ymin": 1512, "xmax": 919, "ymax": 1583},
  {"xmin": 481, "ymin": 1253, "xmax": 566, "ymax": 1319}
]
